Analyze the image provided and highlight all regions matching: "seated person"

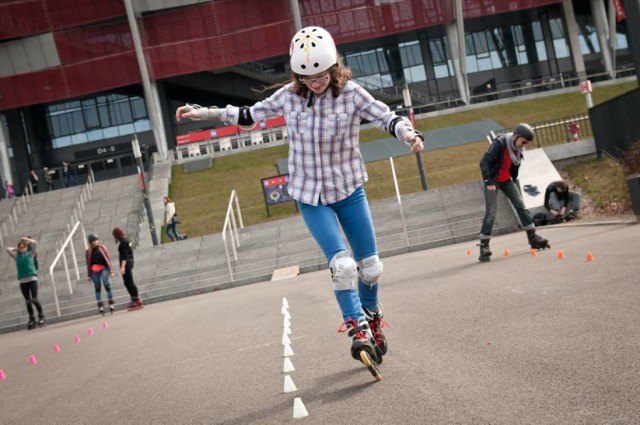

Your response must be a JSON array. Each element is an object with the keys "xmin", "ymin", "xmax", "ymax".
[{"xmin": 544, "ymin": 180, "xmax": 580, "ymax": 221}]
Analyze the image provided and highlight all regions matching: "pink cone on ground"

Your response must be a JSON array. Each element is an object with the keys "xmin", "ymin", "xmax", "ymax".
[
  {"xmin": 87, "ymin": 328, "xmax": 94, "ymax": 336},
  {"xmin": 29, "ymin": 355, "xmax": 37, "ymax": 365},
  {"xmin": 53, "ymin": 344, "xmax": 61, "ymax": 353},
  {"xmin": 102, "ymin": 321, "xmax": 109, "ymax": 329},
  {"xmin": 74, "ymin": 335, "xmax": 81, "ymax": 343},
  {"xmin": 0, "ymin": 369, "xmax": 6, "ymax": 380}
]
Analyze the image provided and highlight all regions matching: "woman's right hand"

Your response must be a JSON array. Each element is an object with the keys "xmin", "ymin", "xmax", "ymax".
[{"xmin": 176, "ymin": 105, "xmax": 199, "ymax": 122}]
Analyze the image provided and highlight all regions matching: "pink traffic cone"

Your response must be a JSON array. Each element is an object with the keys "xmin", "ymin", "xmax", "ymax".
[
  {"xmin": 53, "ymin": 344, "xmax": 61, "ymax": 353},
  {"xmin": 74, "ymin": 335, "xmax": 81, "ymax": 343},
  {"xmin": 87, "ymin": 327, "xmax": 94, "ymax": 336},
  {"xmin": 101, "ymin": 321, "xmax": 109, "ymax": 329},
  {"xmin": 0, "ymin": 369, "xmax": 6, "ymax": 380},
  {"xmin": 29, "ymin": 355, "xmax": 37, "ymax": 365}
]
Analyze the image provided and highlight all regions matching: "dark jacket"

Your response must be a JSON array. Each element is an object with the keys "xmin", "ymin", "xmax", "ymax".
[
  {"xmin": 117, "ymin": 238, "xmax": 135, "ymax": 269},
  {"xmin": 479, "ymin": 133, "xmax": 523, "ymax": 186},
  {"xmin": 544, "ymin": 183, "xmax": 568, "ymax": 210},
  {"xmin": 85, "ymin": 245, "xmax": 112, "ymax": 277}
]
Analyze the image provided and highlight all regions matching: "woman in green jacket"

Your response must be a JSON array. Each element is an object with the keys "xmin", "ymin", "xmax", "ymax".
[{"xmin": 6, "ymin": 237, "xmax": 45, "ymax": 330}]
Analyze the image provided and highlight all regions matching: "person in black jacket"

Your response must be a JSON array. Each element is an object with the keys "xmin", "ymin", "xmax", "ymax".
[
  {"xmin": 478, "ymin": 123, "xmax": 549, "ymax": 262},
  {"xmin": 544, "ymin": 180, "xmax": 580, "ymax": 222},
  {"xmin": 112, "ymin": 227, "xmax": 143, "ymax": 310}
]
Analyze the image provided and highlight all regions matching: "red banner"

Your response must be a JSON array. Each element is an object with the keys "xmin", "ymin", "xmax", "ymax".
[{"xmin": 176, "ymin": 116, "xmax": 286, "ymax": 145}]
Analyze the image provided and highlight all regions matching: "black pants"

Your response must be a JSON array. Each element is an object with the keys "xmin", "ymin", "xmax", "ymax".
[
  {"xmin": 123, "ymin": 266, "xmax": 139, "ymax": 300},
  {"xmin": 20, "ymin": 280, "xmax": 43, "ymax": 319}
]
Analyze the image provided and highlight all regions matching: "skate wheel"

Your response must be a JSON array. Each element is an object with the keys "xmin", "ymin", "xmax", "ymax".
[{"xmin": 359, "ymin": 350, "xmax": 382, "ymax": 382}]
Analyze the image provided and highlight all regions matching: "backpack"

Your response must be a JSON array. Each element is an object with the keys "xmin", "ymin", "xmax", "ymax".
[{"xmin": 533, "ymin": 213, "xmax": 548, "ymax": 227}]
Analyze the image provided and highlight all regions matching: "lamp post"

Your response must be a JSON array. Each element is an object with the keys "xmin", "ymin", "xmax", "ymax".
[{"xmin": 132, "ymin": 137, "xmax": 158, "ymax": 246}]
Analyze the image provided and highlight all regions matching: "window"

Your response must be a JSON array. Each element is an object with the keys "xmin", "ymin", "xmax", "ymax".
[{"xmin": 47, "ymin": 93, "xmax": 149, "ymax": 149}]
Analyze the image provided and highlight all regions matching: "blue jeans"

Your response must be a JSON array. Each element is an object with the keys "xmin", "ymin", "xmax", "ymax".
[
  {"xmin": 298, "ymin": 186, "xmax": 379, "ymax": 321},
  {"xmin": 480, "ymin": 180, "xmax": 534, "ymax": 239},
  {"xmin": 165, "ymin": 223, "xmax": 182, "ymax": 241},
  {"xmin": 90, "ymin": 268, "xmax": 113, "ymax": 302}
]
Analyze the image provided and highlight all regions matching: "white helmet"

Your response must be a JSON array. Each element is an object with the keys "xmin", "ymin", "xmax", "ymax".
[{"xmin": 289, "ymin": 26, "xmax": 337, "ymax": 76}]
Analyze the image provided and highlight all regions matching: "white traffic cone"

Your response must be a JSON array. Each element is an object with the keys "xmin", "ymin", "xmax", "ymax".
[
  {"xmin": 293, "ymin": 397, "xmax": 309, "ymax": 418},
  {"xmin": 283, "ymin": 357, "xmax": 295, "ymax": 373},
  {"xmin": 283, "ymin": 375, "xmax": 297, "ymax": 393}
]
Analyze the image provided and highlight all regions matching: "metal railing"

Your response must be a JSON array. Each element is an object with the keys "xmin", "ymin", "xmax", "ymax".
[
  {"xmin": 48, "ymin": 220, "xmax": 88, "ymax": 317},
  {"xmin": 221, "ymin": 190, "xmax": 244, "ymax": 282},
  {"xmin": 486, "ymin": 114, "xmax": 592, "ymax": 149}
]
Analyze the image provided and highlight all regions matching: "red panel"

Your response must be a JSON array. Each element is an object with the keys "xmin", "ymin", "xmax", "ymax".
[
  {"xmin": 55, "ymin": 20, "xmax": 132, "ymax": 64},
  {"xmin": 141, "ymin": 0, "xmax": 291, "ymax": 47},
  {"xmin": 0, "ymin": 1, "xmax": 49, "ymax": 40},
  {"xmin": 0, "ymin": 54, "xmax": 140, "ymax": 110},
  {"xmin": 464, "ymin": 0, "xmax": 563, "ymax": 19},
  {"xmin": 46, "ymin": 0, "xmax": 125, "ymax": 30},
  {"xmin": 146, "ymin": 22, "xmax": 293, "ymax": 79}
]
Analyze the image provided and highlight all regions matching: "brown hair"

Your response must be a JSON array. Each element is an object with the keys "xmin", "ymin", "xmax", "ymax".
[
  {"xmin": 258, "ymin": 56, "xmax": 352, "ymax": 99},
  {"xmin": 164, "ymin": 196, "xmax": 173, "ymax": 203},
  {"xmin": 112, "ymin": 227, "xmax": 125, "ymax": 242},
  {"xmin": 555, "ymin": 181, "xmax": 569, "ymax": 191}
]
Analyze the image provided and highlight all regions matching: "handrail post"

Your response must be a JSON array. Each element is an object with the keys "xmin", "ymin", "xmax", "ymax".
[
  {"xmin": 234, "ymin": 192, "xmax": 244, "ymax": 229},
  {"xmin": 49, "ymin": 268, "xmax": 62, "ymax": 317},
  {"xmin": 62, "ymin": 250, "xmax": 73, "ymax": 294},
  {"xmin": 223, "ymin": 239, "xmax": 234, "ymax": 282},
  {"xmin": 69, "ymin": 236, "xmax": 80, "ymax": 281}
]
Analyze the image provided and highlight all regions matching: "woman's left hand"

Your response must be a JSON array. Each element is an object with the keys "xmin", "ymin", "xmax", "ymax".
[{"xmin": 404, "ymin": 131, "xmax": 424, "ymax": 153}]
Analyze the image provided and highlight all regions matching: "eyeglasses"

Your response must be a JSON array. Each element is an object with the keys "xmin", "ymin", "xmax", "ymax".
[{"xmin": 299, "ymin": 75, "xmax": 330, "ymax": 85}]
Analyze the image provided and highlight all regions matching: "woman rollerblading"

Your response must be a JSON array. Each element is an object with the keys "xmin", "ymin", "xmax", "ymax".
[
  {"xmin": 112, "ymin": 227, "xmax": 143, "ymax": 312},
  {"xmin": 5, "ymin": 237, "xmax": 46, "ymax": 331},
  {"xmin": 85, "ymin": 234, "xmax": 116, "ymax": 315},
  {"xmin": 176, "ymin": 26, "xmax": 425, "ymax": 381}
]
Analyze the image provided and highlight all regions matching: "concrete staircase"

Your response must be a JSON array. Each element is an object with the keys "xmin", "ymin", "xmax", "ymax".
[
  {"xmin": 0, "ymin": 179, "xmax": 519, "ymax": 333},
  {"xmin": 0, "ymin": 177, "xmax": 142, "ymax": 332}
]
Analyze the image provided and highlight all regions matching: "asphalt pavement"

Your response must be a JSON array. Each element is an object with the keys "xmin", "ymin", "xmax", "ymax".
[{"xmin": 1, "ymin": 222, "xmax": 639, "ymax": 425}]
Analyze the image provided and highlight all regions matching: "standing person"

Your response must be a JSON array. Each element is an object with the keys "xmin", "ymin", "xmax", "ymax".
[
  {"xmin": 163, "ymin": 197, "xmax": 186, "ymax": 241},
  {"xmin": 478, "ymin": 123, "xmax": 549, "ymax": 262},
  {"xmin": 5, "ymin": 237, "xmax": 45, "ymax": 330},
  {"xmin": 176, "ymin": 26, "xmax": 424, "ymax": 380},
  {"xmin": 29, "ymin": 169, "xmax": 39, "ymax": 193},
  {"xmin": 43, "ymin": 167, "xmax": 55, "ymax": 191},
  {"xmin": 62, "ymin": 161, "xmax": 76, "ymax": 187},
  {"xmin": 544, "ymin": 180, "xmax": 581, "ymax": 222},
  {"xmin": 5, "ymin": 181, "xmax": 14, "ymax": 198},
  {"xmin": 112, "ymin": 227, "xmax": 143, "ymax": 311},
  {"xmin": 85, "ymin": 234, "xmax": 115, "ymax": 315}
]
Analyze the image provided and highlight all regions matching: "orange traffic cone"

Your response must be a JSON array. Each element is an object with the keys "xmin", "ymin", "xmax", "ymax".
[
  {"xmin": 586, "ymin": 252, "xmax": 594, "ymax": 262},
  {"xmin": 503, "ymin": 249, "xmax": 510, "ymax": 257},
  {"xmin": 557, "ymin": 250, "xmax": 565, "ymax": 260},
  {"xmin": 530, "ymin": 249, "xmax": 537, "ymax": 257}
]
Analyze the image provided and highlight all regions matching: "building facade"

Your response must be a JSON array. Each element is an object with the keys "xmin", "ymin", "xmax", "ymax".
[{"xmin": 0, "ymin": 0, "xmax": 634, "ymax": 194}]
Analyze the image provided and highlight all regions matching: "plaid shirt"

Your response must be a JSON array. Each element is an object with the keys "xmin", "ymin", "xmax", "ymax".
[{"xmin": 222, "ymin": 81, "xmax": 407, "ymax": 206}]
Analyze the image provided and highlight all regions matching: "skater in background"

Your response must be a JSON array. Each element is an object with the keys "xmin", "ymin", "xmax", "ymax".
[
  {"xmin": 85, "ymin": 234, "xmax": 115, "ymax": 315},
  {"xmin": 5, "ymin": 181, "xmax": 14, "ymax": 198},
  {"xmin": 112, "ymin": 227, "xmax": 142, "ymax": 310},
  {"xmin": 62, "ymin": 161, "xmax": 76, "ymax": 187},
  {"xmin": 478, "ymin": 123, "xmax": 549, "ymax": 262},
  {"xmin": 176, "ymin": 26, "xmax": 424, "ymax": 375},
  {"xmin": 163, "ymin": 197, "xmax": 185, "ymax": 241},
  {"xmin": 544, "ymin": 180, "xmax": 580, "ymax": 222},
  {"xmin": 5, "ymin": 237, "xmax": 45, "ymax": 329},
  {"xmin": 43, "ymin": 167, "xmax": 55, "ymax": 191}
]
